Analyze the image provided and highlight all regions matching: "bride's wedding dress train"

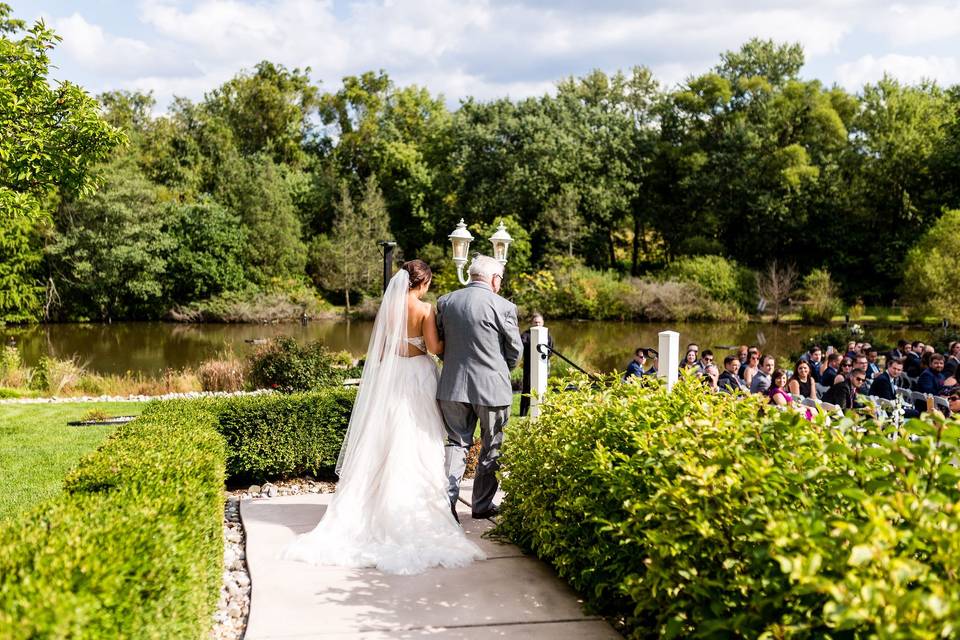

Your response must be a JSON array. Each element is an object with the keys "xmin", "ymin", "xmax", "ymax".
[{"xmin": 282, "ymin": 277, "xmax": 484, "ymax": 575}]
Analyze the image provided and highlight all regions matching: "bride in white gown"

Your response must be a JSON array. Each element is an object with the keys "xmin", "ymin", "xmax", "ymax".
[{"xmin": 282, "ymin": 260, "xmax": 484, "ymax": 575}]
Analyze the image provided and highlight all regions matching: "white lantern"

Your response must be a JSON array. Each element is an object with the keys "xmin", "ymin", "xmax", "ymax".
[
  {"xmin": 448, "ymin": 219, "xmax": 474, "ymax": 285},
  {"xmin": 489, "ymin": 220, "xmax": 513, "ymax": 265}
]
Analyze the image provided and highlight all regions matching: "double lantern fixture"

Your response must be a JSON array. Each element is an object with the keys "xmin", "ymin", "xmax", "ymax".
[{"xmin": 447, "ymin": 219, "xmax": 513, "ymax": 286}]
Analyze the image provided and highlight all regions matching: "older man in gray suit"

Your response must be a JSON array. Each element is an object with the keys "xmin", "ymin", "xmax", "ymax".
[{"xmin": 436, "ymin": 255, "xmax": 523, "ymax": 520}]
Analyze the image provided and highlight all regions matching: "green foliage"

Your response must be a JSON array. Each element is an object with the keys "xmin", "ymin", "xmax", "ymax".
[
  {"xmin": 0, "ymin": 5, "xmax": 124, "ymax": 223},
  {"xmin": 799, "ymin": 268, "xmax": 843, "ymax": 324},
  {"xmin": 495, "ymin": 375, "xmax": 960, "ymax": 638},
  {"xmin": 0, "ymin": 400, "xmax": 225, "ymax": 638},
  {"xmin": 211, "ymin": 389, "xmax": 355, "ymax": 480},
  {"xmin": 511, "ymin": 258, "xmax": 741, "ymax": 321},
  {"xmin": 248, "ymin": 336, "xmax": 360, "ymax": 392},
  {"xmin": 215, "ymin": 153, "xmax": 306, "ymax": 283},
  {"xmin": 902, "ymin": 209, "xmax": 960, "ymax": 324},
  {"xmin": 308, "ymin": 176, "xmax": 390, "ymax": 312},
  {"xmin": 666, "ymin": 254, "xmax": 755, "ymax": 309},
  {"xmin": 162, "ymin": 199, "xmax": 247, "ymax": 303},
  {"xmin": 47, "ymin": 155, "xmax": 171, "ymax": 321},
  {"xmin": 0, "ymin": 216, "xmax": 42, "ymax": 322},
  {"xmin": 169, "ymin": 280, "xmax": 331, "ymax": 323}
]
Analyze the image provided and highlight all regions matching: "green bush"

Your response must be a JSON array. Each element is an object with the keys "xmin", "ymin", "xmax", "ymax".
[
  {"xmin": 495, "ymin": 375, "xmax": 960, "ymax": 638},
  {"xmin": 0, "ymin": 400, "xmax": 226, "ymax": 639},
  {"xmin": 248, "ymin": 336, "xmax": 360, "ymax": 392},
  {"xmin": 667, "ymin": 254, "xmax": 755, "ymax": 310},
  {"xmin": 799, "ymin": 268, "xmax": 843, "ymax": 323},
  {"xmin": 511, "ymin": 258, "xmax": 743, "ymax": 321},
  {"xmin": 902, "ymin": 210, "xmax": 960, "ymax": 324},
  {"xmin": 212, "ymin": 388, "xmax": 355, "ymax": 481}
]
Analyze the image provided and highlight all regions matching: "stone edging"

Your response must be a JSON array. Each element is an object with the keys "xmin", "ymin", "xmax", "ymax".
[{"xmin": 0, "ymin": 389, "xmax": 275, "ymax": 405}]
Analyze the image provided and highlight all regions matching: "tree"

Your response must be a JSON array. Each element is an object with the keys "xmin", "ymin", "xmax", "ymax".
[
  {"xmin": 215, "ymin": 154, "xmax": 307, "ymax": 283},
  {"xmin": 0, "ymin": 215, "xmax": 42, "ymax": 322},
  {"xmin": 755, "ymin": 260, "xmax": 797, "ymax": 322},
  {"xmin": 310, "ymin": 176, "xmax": 390, "ymax": 313},
  {"xmin": 46, "ymin": 156, "xmax": 171, "ymax": 321},
  {"xmin": 162, "ymin": 200, "xmax": 247, "ymax": 304},
  {"xmin": 902, "ymin": 209, "xmax": 960, "ymax": 324},
  {"xmin": 0, "ymin": 4, "xmax": 124, "ymax": 221}
]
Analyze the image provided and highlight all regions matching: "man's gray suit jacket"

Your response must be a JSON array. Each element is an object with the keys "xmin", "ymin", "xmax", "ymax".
[{"xmin": 436, "ymin": 281, "xmax": 523, "ymax": 407}]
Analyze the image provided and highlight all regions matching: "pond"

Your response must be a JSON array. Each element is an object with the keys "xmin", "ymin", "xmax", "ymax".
[{"xmin": 2, "ymin": 320, "xmax": 918, "ymax": 377}]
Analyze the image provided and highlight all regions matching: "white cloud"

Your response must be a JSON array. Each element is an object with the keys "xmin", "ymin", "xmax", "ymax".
[
  {"xmin": 35, "ymin": 0, "xmax": 960, "ymax": 112},
  {"xmin": 835, "ymin": 53, "xmax": 960, "ymax": 88},
  {"xmin": 52, "ymin": 12, "xmax": 193, "ymax": 79},
  {"xmin": 867, "ymin": 2, "xmax": 960, "ymax": 46}
]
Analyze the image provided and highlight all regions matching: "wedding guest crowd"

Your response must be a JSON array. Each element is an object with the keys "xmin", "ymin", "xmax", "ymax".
[{"xmin": 621, "ymin": 333, "xmax": 960, "ymax": 417}]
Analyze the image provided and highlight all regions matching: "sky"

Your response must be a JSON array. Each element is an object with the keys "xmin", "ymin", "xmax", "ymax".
[{"xmin": 22, "ymin": 0, "xmax": 960, "ymax": 111}]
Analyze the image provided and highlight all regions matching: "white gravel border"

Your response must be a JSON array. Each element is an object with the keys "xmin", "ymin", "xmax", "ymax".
[{"xmin": 0, "ymin": 389, "xmax": 275, "ymax": 404}]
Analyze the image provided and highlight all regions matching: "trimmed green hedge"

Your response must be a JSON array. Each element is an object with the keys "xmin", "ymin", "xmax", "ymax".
[
  {"xmin": 213, "ymin": 388, "xmax": 355, "ymax": 481},
  {"xmin": 0, "ymin": 400, "xmax": 226, "ymax": 639},
  {"xmin": 495, "ymin": 375, "xmax": 960, "ymax": 638},
  {"xmin": 0, "ymin": 387, "xmax": 356, "ymax": 638}
]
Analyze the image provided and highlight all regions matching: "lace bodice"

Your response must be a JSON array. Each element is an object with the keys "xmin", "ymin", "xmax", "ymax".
[{"xmin": 406, "ymin": 336, "xmax": 427, "ymax": 352}]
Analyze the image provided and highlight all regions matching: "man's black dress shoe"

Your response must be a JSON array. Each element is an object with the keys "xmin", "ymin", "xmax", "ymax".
[{"xmin": 471, "ymin": 506, "xmax": 500, "ymax": 519}]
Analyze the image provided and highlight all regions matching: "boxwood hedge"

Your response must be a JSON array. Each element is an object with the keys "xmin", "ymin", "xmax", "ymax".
[
  {"xmin": 0, "ymin": 387, "xmax": 355, "ymax": 638},
  {"xmin": 495, "ymin": 375, "xmax": 960, "ymax": 639}
]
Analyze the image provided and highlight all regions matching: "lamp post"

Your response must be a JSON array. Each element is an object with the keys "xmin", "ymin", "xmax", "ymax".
[
  {"xmin": 448, "ymin": 219, "xmax": 513, "ymax": 285},
  {"xmin": 378, "ymin": 240, "xmax": 396, "ymax": 294}
]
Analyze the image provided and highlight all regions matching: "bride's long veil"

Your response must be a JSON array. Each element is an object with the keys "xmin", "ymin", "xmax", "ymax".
[{"xmin": 335, "ymin": 269, "xmax": 410, "ymax": 477}]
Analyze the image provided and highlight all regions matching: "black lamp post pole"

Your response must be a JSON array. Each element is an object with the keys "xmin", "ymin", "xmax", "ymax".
[{"xmin": 379, "ymin": 241, "xmax": 397, "ymax": 293}]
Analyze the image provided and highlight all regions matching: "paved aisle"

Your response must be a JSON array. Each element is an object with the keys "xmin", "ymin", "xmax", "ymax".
[{"xmin": 240, "ymin": 480, "xmax": 620, "ymax": 639}]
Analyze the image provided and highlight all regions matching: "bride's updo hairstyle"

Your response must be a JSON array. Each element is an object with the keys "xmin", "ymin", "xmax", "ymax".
[{"xmin": 402, "ymin": 260, "xmax": 432, "ymax": 289}]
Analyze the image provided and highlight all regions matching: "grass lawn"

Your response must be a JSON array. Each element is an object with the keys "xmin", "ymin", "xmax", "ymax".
[{"xmin": 0, "ymin": 402, "xmax": 146, "ymax": 521}]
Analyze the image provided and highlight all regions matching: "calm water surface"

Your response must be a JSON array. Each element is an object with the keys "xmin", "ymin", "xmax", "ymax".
[{"xmin": 2, "ymin": 321, "xmax": 917, "ymax": 376}]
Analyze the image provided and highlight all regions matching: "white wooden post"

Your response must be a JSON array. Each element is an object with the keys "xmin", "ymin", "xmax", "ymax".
[
  {"xmin": 658, "ymin": 330, "xmax": 679, "ymax": 392},
  {"xmin": 529, "ymin": 326, "xmax": 549, "ymax": 420}
]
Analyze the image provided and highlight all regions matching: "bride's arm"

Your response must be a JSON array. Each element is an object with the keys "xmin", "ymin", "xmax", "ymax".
[{"xmin": 423, "ymin": 304, "xmax": 444, "ymax": 355}]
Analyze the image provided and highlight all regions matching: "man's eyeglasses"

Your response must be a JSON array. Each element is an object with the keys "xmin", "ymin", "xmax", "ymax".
[
  {"xmin": 853, "ymin": 377, "xmax": 866, "ymax": 384},
  {"xmin": 841, "ymin": 363, "xmax": 853, "ymax": 368}
]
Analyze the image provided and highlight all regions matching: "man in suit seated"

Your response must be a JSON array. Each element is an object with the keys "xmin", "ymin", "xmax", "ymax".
[
  {"xmin": 871, "ymin": 357, "xmax": 920, "ymax": 418},
  {"xmin": 917, "ymin": 353, "xmax": 957, "ymax": 396},
  {"xmin": 623, "ymin": 347, "xmax": 656, "ymax": 381},
  {"xmin": 718, "ymin": 355, "xmax": 747, "ymax": 394},
  {"xmin": 822, "ymin": 368, "xmax": 866, "ymax": 409}
]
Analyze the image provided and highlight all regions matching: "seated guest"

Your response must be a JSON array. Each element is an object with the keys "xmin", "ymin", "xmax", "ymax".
[
  {"xmin": 681, "ymin": 349, "xmax": 699, "ymax": 372},
  {"xmin": 624, "ymin": 348, "xmax": 655, "ymax": 381},
  {"xmin": 872, "ymin": 358, "xmax": 920, "ymax": 419},
  {"xmin": 736, "ymin": 345, "xmax": 749, "ymax": 365},
  {"xmin": 834, "ymin": 358, "xmax": 854, "ymax": 386},
  {"xmin": 821, "ymin": 352, "xmax": 842, "ymax": 386},
  {"xmin": 917, "ymin": 354, "xmax": 957, "ymax": 396},
  {"xmin": 905, "ymin": 341, "xmax": 924, "ymax": 378},
  {"xmin": 854, "ymin": 355, "xmax": 872, "ymax": 392},
  {"xmin": 750, "ymin": 355, "xmax": 775, "ymax": 395},
  {"xmin": 871, "ymin": 358, "xmax": 904, "ymax": 401},
  {"xmin": 787, "ymin": 360, "xmax": 816, "ymax": 401},
  {"xmin": 864, "ymin": 347, "xmax": 881, "ymax": 381},
  {"xmin": 703, "ymin": 363, "xmax": 720, "ymax": 392},
  {"xmin": 718, "ymin": 355, "xmax": 747, "ymax": 394},
  {"xmin": 802, "ymin": 345, "xmax": 824, "ymax": 384},
  {"xmin": 740, "ymin": 348, "xmax": 760, "ymax": 387},
  {"xmin": 767, "ymin": 369, "xmax": 792, "ymax": 407},
  {"xmin": 888, "ymin": 339, "xmax": 908, "ymax": 362},
  {"xmin": 945, "ymin": 342, "xmax": 960, "ymax": 378},
  {"xmin": 845, "ymin": 341, "xmax": 858, "ymax": 360},
  {"xmin": 822, "ymin": 368, "xmax": 866, "ymax": 409},
  {"xmin": 698, "ymin": 350, "xmax": 714, "ymax": 374},
  {"xmin": 948, "ymin": 390, "xmax": 960, "ymax": 417}
]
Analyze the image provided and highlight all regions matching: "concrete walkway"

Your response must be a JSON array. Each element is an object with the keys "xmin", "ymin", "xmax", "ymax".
[{"xmin": 240, "ymin": 480, "xmax": 619, "ymax": 639}]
